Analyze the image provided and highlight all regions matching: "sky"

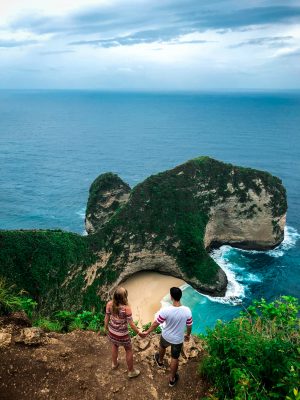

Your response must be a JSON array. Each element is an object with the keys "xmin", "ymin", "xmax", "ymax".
[{"xmin": 0, "ymin": 0, "xmax": 300, "ymax": 90}]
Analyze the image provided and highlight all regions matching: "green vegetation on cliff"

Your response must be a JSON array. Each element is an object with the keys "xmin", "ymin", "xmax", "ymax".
[
  {"xmin": 0, "ymin": 157, "xmax": 287, "ymax": 313},
  {"xmin": 201, "ymin": 296, "xmax": 300, "ymax": 400},
  {"xmin": 0, "ymin": 230, "xmax": 102, "ymax": 313}
]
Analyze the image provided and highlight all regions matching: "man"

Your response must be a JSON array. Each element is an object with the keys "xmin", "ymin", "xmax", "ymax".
[{"xmin": 141, "ymin": 287, "xmax": 193, "ymax": 387}]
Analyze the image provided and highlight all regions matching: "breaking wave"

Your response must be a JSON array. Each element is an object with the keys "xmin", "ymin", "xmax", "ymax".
[{"xmin": 203, "ymin": 225, "xmax": 299, "ymax": 306}]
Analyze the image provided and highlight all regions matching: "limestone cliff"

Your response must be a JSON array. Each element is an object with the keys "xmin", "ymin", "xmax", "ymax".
[
  {"xmin": 84, "ymin": 157, "xmax": 286, "ymax": 299},
  {"xmin": 0, "ymin": 157, "xmax": 287, "ymax": 312},
  {"xmin": 85, "ymin": 173, "xmax": 130, "ymax": 234}
]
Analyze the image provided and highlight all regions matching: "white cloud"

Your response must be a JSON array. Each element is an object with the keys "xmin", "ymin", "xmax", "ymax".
[{"xmin": 0, "ymin": 0, "xmax": 299, "ymax": 89}]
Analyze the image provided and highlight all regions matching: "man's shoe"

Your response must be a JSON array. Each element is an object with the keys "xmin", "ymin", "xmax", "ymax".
[
  {"xmin": 154, "ymin": 353, "xmax": 164, "ymax": 368},
  {"xmin": 128, "ymin": 369, "xmax": 140, "ymax": 378},
  {"xmin": 169, "ymin": 373, "xmax": 179, "ymax": 387}
]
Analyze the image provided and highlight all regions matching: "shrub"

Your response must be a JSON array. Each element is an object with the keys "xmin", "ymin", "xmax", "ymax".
[
  {"xmin": 75, "ymin": 310, "xmax": 104, "ymax": 331},
  {"xmin": 55, "ymin": 310, "xmax": 76, "ymax": 332},
  {"xmin": 69, "ymin": 318, "xmax": 85, "ymax": 331},
  {"xmin": 34, "ymin": 318, "xmax": 63, "ymax": 332},
  {"xmin": 18, "ymin": 297, "xmax": 38, "ymax": 318},
  {"xmin": 200, "ymin": 297, "xmax": 300, "ymax": 400},
  {"xmin": 0, "ymin": 277, "xmax": 23, "ymax": 314},
  {"xmin": 0, "ymin": 276, "xmax": 37, "ymax": 317}
]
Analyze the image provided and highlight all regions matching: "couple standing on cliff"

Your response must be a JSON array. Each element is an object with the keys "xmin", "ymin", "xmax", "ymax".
[{"xmin": 104, "ymin": 286, "xmax": 193, "ymax": 387}]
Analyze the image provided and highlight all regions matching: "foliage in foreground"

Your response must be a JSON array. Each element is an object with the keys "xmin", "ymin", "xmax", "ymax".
[
  {"xmin": 0, "ymin": 277, "xmax": 37, "ymax": 316},
  {"xmin": 201, "ymin": 296, "xmax": 300, "ymax": 400}
]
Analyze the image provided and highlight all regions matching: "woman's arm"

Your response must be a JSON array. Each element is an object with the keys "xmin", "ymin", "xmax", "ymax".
[
  {"xmin": 144, "ymin": 321, "xmax": 160, "ymax": 335},
  {"xmin": 104, "ymin": 301, "xmax": 112, "ymax": 332},
  {"xmin": 128, "ymin": 319, "xmax": 140, "ymax": 335},
  {"xmin": 126, "ymin": 305, "xmax": 140, "ymax": 335},
  {"xmin": 104, "ymin": 313, "xmax": 110, "ymax": 332}
]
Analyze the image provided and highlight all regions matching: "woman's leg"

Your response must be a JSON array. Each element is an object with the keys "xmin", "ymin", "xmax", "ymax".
[
  {"xmin": 111, "ymin": 343, "xmax": 119, "ymax": 366},
  {"xmin": 125, "ymin": 346, "xmax": 134, "ymax": 372}
]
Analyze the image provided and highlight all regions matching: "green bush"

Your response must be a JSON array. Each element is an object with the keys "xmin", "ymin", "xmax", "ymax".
[
  {"xmin": 200, "ymin": 297, "xmax": 300, "ymax": 400},
  {"xmin": 54, "ymin": 310, "xmax": 76, "ymax": 332},
  {"xmin": 0, "ymin": 277, "xmax": 23, "ymax": 314},
  {"xmin": 0, "ymin": 277, "xmax": 37, "ymax": 317},
  {"xmin": 75, "ymin": 310, "xmax": 104, "ymax": 331},
  {"xmin": 18, "ymin": 297, "xmax": 38, "ymax": 318},
  {"xmin": 69, "ymin": 318, "xmax": 85, "ymax": 331},
  {"xmin": 34, "ymin": 318, "xmax": 63, "ymax": 332}
]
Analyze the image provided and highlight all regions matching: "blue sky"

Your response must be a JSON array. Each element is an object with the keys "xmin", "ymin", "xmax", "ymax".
[{"xmin": 0, "ymin": 0, "xmax": 300, "ymax": 90}]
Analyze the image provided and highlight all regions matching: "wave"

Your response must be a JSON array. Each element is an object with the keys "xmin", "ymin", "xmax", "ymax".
[
  {"xmin": 205, "ymin": 246, "xmax": 246, "ymax": 305},
  {"xmin": 203, "ymin": 225, "xmax": 299, "ymax": 306},
  {"xmin": 76, "ymin": 207, "xmax": 86, "ymax": 219},
  {"xmin": 238, "ymin": 225, "xmax": 300, "ymax": 258}
]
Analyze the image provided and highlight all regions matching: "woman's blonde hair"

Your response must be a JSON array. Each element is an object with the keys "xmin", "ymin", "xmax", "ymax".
[{"xmin": 112, "ymin": 287, "xmax": 128, "ymax": 315}]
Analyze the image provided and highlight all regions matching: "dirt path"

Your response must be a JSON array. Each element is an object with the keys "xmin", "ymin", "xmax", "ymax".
[{"xmin": 0, "ymin": 319, "xmax": 209, "ymax": 400}]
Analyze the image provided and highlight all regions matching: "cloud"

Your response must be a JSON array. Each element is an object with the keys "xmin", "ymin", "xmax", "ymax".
[
  {"xmin": 69, "ymin": 28, "xmax": 213, "ymax": 48},
  {"xmin": 39, "ymin": 49, "xmax": 75, "ymax": 55},
  {"xmin": 276, "ymin": 48, "xmax": 300, "ymax": 58},
  {"xmin": 231, "ymin": 35, "xmax": 294, "ymax": 48},
  {"xmin": 1, "ymin": 1, "xmax": 300, "ymax": 90},
  {"xmin": 7, "ymin": 3, "xmax": 300, "ymax": 47},
  {"xmin": 0, "ymin": 39, "xmax": 38, "ymax": 48}
]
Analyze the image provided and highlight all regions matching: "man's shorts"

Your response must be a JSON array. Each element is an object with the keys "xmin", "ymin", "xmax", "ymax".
[{"xmin": 160, "ymin": 335, "xmax": 183, "ymax": 359}]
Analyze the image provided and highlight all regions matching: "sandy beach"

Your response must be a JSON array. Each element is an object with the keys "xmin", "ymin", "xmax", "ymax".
[{"xmin": 122, "ymin": 271, "xmax": 185, "ymax": 325}]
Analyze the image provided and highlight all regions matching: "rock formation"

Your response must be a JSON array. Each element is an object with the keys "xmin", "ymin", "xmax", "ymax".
[
  {"xmin": 84, "ymin": 157, "xmax": 286, "ymax": 301},
  {"xmin": 85, "ymin": 173, "xmax": 130, "ymax": 234},
  {"xmin": 0, "ymin": 157, "xmax": 287, "ymax": 312}
]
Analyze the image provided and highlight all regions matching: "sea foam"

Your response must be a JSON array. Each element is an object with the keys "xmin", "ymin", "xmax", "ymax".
[{"xmin": 203, "ymin": 225, "xmax": 299, "ymax": 306}]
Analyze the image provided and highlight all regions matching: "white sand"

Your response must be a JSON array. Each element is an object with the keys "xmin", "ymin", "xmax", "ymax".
[{"xmin": 122, "ymin": 271, "xmax": 185, "ymax": 325}]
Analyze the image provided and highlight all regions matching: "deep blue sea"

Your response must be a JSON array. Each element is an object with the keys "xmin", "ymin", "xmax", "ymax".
[{"xmin": 0, "ymin": 90, "xmax": 299, "ymax": 333}]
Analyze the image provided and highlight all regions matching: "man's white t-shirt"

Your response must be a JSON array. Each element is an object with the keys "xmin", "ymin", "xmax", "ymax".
[{"xmin": 156, "ymin": 305, "xmax": 193, "ymax": 344}]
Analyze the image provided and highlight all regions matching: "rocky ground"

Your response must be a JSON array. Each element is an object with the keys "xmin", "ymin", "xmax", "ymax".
[{"xmin": 0, "ymin": 314, "xmax": 210, "ymax": 400}]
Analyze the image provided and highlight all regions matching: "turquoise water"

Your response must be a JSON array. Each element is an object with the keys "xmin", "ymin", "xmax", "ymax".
[{"xmin": 0, "ymin": 90, "xmax": 299, "ymax": 333}]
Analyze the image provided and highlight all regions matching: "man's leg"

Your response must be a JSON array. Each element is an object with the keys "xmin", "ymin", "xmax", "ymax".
[
  {"xmin": 154, "ymin": 336, "xmax": 169, "ymax": 367},
  {"xmin": 159, "ymin": 345, "xmax": 166, "ymax": 363},
  {"xmin": 169, "ymin": 343, "xmax": 182, "ymax": 384},
  {"xmin": 169, "ymin": 357, "xmax": 179, "ymax": 381}
]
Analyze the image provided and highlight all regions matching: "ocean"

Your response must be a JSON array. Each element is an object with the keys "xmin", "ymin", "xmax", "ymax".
[{"xmin": 0, "ymin": 90, "xmax": 299, "ymax": 333}]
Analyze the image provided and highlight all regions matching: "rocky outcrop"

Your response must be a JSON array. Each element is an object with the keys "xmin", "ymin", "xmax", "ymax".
[
  {"xmin": 85, "ymin": 173, "xmax": 130, "ymax": 234},
  {"xmin": 0, "ymin": 317, "xmax": 207, "ymax": 400},
  {"xmin": 85, "ymin": 156, "xmax": 286, "ymax": 299},
  {"xmin": 204, "ymin": 186, "xmax": 286, "ymax": 250},
  {"xmin": 0, "ymin": 156, "xmax": 287, "ymax": 311}
]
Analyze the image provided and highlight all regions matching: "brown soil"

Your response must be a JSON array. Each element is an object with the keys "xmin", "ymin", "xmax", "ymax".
[{"xmin": 0, "ymin": 317, "xmax": 210, "ymax": 400}]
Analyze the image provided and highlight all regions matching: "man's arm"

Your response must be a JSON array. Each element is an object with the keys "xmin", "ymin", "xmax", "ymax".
[
  {"xmin": 184, "ymin": 324, "xmax": 192, "ymax": 341},
  {"xmin": 141, "ymin": 310, "xmax": 167, "ymax": 337},
  {"xmin": 185, "ymin": 313, "xmax": 193, "ymax": 341},
  {"xmin": 143, "ymin": 320, "xmax": 160, "ymax": 335}
]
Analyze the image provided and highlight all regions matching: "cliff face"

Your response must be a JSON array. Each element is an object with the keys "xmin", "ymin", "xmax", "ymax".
[
  {"xmin": 0, "ymin": 157, "xmax": 287, "ymax": 312},
  {"xmin": 84, "ymin": 157, "xmax": 286, "ymax": 299},
  {"xmin": 85, "ymin": 173, "xmax": 130, "ymax": 234}
]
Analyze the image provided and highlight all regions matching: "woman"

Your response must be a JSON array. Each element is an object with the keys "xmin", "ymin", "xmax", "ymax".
[{"xmin": 104, "ymin": 286, "xmax": 141, "ymax": 378}]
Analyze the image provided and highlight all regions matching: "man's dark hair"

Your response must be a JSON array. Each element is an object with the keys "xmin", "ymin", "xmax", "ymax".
[{"xmin": 170, "ymin": 287, "xmax": 182, "ymax": 301}]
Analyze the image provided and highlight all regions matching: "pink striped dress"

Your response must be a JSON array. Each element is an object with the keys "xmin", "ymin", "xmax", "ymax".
[{"xmin": 106, "ymin": 301, "xmax": 132, "ymax": 348}]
